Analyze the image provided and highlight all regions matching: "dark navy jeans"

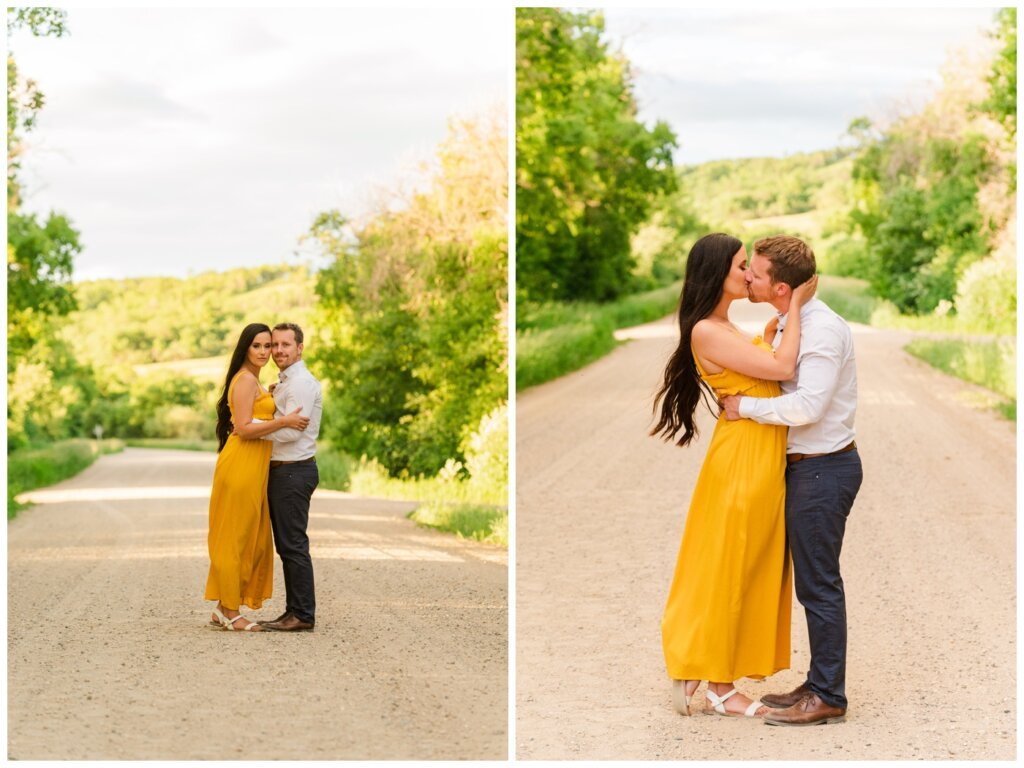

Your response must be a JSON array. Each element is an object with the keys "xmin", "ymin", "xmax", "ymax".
[
  {"xmin": 268, "ymin": 460, "xmax": 319, "ymax": 624},
  {"xmin": 785, "ymin": 449, "xmax": 862, "ymax": 710}
]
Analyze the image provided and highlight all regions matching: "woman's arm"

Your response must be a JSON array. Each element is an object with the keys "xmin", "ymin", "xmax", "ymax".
[
  {"xmin": 763, "ymin": 315, "xmax": 780, "ymax": 346},
  {"xmin": 230, "ymin": 374, "xmax": 310, "ymax": 440},
  {"xmin": 693, "ymin": 275, "xmax": 817, "ymax": 381}
]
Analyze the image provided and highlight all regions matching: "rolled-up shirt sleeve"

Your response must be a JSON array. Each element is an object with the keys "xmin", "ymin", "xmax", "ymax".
[
  {"xmin": 262, "ymin": 377, "xmax": 318, "ymax": 443},
  {"xmin": 739, "ymin": 326, "xmax": 844, "ymax": 427}
]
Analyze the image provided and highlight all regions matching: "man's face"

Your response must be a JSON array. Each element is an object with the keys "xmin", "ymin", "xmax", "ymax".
[
  {"xmin": 272, "ymin": 329, "xmax": 303, "ymax": 371},
  {"xmin": 746, "ymin": 253, "xmax": 777, "ymax": 304}
]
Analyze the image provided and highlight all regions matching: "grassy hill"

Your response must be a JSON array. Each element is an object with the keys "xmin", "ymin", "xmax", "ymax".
[
  {"xmin": 679, "ymin": 148, "xmax": 855, "ymax": 230},
  {"xmin": 63, "ymin": 264, "xmax": 317, "ymax": 368},
  {"xmin": 631, "ymin": 148, "xmax": 859, "ymax": 287}
]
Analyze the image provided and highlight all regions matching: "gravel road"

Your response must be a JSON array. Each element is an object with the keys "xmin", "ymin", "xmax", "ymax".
[
  {"xmin": 8, "ymin": 448, "xmax": 507, "ymax": 760},
  {"xmin": 515, "ymin": 299, "xmax": 1015, "ymax": 760}
]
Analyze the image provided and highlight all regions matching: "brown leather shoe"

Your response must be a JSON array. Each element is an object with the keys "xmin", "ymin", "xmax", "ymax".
[
  {"xmin": 261, "ymin": 614, "xmax": 315, "ymax": 632},
  {"xmin": 761, "ymin": 682, "xmax": 812, "ymax": 709},
  {"xmin": 257, "ymin": 611, "xmax": 292, "ymax": 626},
  {"xmin": 763, "ymin": 694, "xmax": 845, "ymax": 726}
]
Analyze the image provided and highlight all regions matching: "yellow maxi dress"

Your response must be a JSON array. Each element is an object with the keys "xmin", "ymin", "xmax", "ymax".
[
  {"xmin": 662, "ymin": 336, "xmax": 792, "ymax": 682},
  {"xmin": 204, "ymin": 373, "xmax": 275, "ymax": 610}
]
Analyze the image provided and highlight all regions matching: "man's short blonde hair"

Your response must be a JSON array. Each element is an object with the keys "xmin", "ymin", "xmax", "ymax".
[{"xmin": 753, "ymin": 235, "xmax": 816, "ymax": 288}]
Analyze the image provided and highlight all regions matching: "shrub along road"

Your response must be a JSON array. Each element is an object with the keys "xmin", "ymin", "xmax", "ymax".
[
  {"xmin": 516, "ymin": 299, "xmax": 1014, "ymax": 760},
  {"xmin": 8, "ymin": 448, "xmax": 507, "ymax": 760}
]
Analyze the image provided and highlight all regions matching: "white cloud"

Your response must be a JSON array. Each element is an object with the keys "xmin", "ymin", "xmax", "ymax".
[
  {"xmin": 604, "ymin": 6, "xmax": 998, "ymax": 163},
  {"xmin": 12, "ymin": 7, "xmax": 507, "ymax": 280}
]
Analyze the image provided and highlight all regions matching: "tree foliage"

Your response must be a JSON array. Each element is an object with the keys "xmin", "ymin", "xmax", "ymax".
[
  {"xmin": 844, "ymin": 9, "xmax": 1016, "ymax": 316},
  {"xmin": 64, "ymin": 264, "xmax": 316, "ymax": 366},
  {"xmin": 7, "ymin": 7, "xmax": 67, "ymax": 206},
  {"xmin": 847, "ymin": 130, "xmax": 990, "ymax": 313},
  {"xmin": 311, "ymin": 113, "xmax": 508, "ymax": 478},
  {"xmin": 6, "ymin": 7, "xmax": 88, "ymax": 449},
  {"xmin": 981, "ymin": 7, "xmax": 1016, "ymax": 138},
  {"xmin": 516, "ymin": 8, "xmax": 677, "ymax": 303}
]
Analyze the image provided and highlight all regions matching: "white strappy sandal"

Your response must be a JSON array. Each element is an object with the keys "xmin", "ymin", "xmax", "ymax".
[
  {"xmin": 706, "ymin": 687, "xmax": 764, "ymax": 718},
  {"xmin": 672, "ymin": 680, "xmax": 702, "ymax": 716},
  {"xmin": 210, "ymin": 605, "xmax": 262, "ymax": 631}
]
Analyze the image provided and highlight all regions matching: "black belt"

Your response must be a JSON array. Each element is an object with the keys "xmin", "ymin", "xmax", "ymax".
[
  {"xmin": 787, "ymin": 441, "xmax": 856, "ymax": 465},
  {"xmin": 270, "ymin": 456, "xmax": 316, "ymax": 469}
]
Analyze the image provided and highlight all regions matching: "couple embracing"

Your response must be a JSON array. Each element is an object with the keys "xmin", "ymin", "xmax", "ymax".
[
  {"xmin": 204, "ymin": 322, "xmax": 323, "ymax": 633},
  {"xmin": 653, "ymin": 234, "xmax": 862, "ymax": 726}
]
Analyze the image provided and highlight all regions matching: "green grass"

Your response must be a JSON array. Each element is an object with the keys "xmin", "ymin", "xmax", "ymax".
[
  {"xmin": 516, "ymin": 282, "xmax": 681, "ymax": 390},
  {"xmin": 408, "ymin": 501, "xmax": 508, "ymax": 546},
  {"xmin": 821, "ymin": 276, "xmax": 1016, "ymax": 421},
  {"xmin": 816, "ymin": 276, "xmax": 878, "ymax": 325},
  {"xmin": 313, "ymin": 446, "xmax": 355, "ymax": 491},
  {"xmin": 346, "ymin": 457, "xmax": 507, "ymax": 546},
  {"xmin": 819, "ymin": 275, "xmax": 983, "ymax": 334},
  {"xmin": 904, "ymin": 337, "xmax": 1016, "ymax": 419},
  {"xmin": 516, "ymin": 321, "xmax": 618, "ymax": 390},
  {"xmin": 125, "ymin": 437, "xmax": 218, "ymax": 452},
  {"xmin": 8, "ymin": 439, "xmax": 125, "ymax": 519}
]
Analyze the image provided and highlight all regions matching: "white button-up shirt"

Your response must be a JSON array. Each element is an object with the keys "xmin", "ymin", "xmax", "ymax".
[
  {"xmin": 261, "ymin": 359, "xmax": 322, "ymax": 461},
  {"xmin": 738, "ymin": 298, "xmax": 857, "ymax": 454}
]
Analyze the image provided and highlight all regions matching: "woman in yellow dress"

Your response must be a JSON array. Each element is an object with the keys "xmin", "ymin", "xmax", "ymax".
[
  {"xmin": 651, "ymin": 233, "xmax": 816, "ymax": 717},
  {"xmin": 205, "ymin": 323, "xmax": 310, "ymax": 631}
]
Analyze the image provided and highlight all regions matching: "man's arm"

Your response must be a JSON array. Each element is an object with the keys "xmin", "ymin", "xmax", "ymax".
[
  {"xmin": 263, "ymin": 377, "xmax": 318, "ymax": 443},
  {"xmin": 724, "ymin": 325, "xmax": 845, "ymax": 426}
]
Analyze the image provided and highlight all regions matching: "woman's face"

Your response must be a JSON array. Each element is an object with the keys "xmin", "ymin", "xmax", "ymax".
[
  {"xmin": 722, "ymin": 246, "xmax": 749, "ymax": 298},
  {"xmin": 246, "ymin": 332, "xmax": 272, "ymax": 369}
]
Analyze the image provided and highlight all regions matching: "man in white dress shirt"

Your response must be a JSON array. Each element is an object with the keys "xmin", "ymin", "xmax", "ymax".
[
  {"xmin": 257, "ymin": 322, "xmax": 323, "ymax": 632},
  {"xmin": 721, "ymin": 236, "xmax": 862, "ymax": 726}
]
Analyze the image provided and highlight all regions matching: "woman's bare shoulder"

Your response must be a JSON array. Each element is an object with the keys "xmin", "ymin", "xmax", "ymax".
[{"xmin": 232, "ymin": 371, "xmax": 259, "ymax": 392}]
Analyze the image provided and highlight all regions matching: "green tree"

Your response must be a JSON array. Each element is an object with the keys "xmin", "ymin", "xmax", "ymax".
[
  {"xmin": 980, "ymin": 7, "xmax": 1016, "ymax": 138},
  {"xmin": 311, "ymin": 113, "xmax": 508, "ymax": 478},
  {"xmin": 848, "ymin": 130, "xmax": 989, "ymax": 313},
  {"xmin": 844, "ymin": 9, "xmax": 1015, "ymax": 316},
  {"xmin": 7, "ymin": 7, "xmax": 68, "ymax": 206},
  {"xmin": 6, "ymin": 8, "xmax": 89, "ymax": 449},
  {"xmin": 7, "ymin": 211, "xmax": 79, "ymax": 361},
  {"xmin": 516, "ymin": 8, "xmax": 677, "ymax": 303}
]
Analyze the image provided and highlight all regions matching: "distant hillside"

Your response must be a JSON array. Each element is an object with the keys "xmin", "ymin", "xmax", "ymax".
[
  {"xmin": 680, "ymin": 147, "xmax": 856, "ymax": 247},
  {"xmin": 63, "ymin": 264, "xmax": 317, "ymax": 368},
  {"xmin": 632, "ymin": 147, "xmax": 858, "ymax": 284}
]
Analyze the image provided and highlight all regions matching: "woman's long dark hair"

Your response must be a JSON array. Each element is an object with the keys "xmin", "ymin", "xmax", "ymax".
[
  {"xmin": 216, "ymin": 323, "xmax": 271, "ymax": 452},
  {"xmin": 651, "ymin": 233, "xmax": 743, "ymax": 446}
]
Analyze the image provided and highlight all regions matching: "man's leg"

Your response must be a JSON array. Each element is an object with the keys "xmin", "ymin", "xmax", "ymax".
[
  {"xmin": 267, "ymin": 462, "xmax": 319, "ymax": 623},
  {"xmin": 784, "ymin": 451, "xmax": 862, "ymax": 710}
]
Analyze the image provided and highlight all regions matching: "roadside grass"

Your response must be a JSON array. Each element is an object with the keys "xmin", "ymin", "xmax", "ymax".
[
  {"xmin": 517, "ymin": 282, "xmax": 681, "ymax": 390},
  {"xmin": 407, "ymin": 501, "xmax": 508, "ymax": 546},
  {"xmin": 347, "ymin": 458, "xmax": 507, "ymax": 547},
  {"xmin": 8, "ymin": 439, "xmax": 125, "ymax": 520},
  {"xmin": 313, "ymin": 445, "xmax": 355, "ymax": 491},
  {"xmin": 820, "ymin": 275, "xmax": 975, "ymax": 333},
  {"xmin": 125, "ymin": 437, "xmax": 218, "ymax": 452},
  {"xmin": 816, "ymin": 276, "xmax": 878, "ymax": 325},
  {"xmin": 905, "ymin": 337, "xmax": 1016, "ymax": 420},
  {"xmin": 516, "ymin": 321, "xmax": 616, "ymax": 391},
  {"xmin": 822, "ymin": 276, "xmax": 1016, "ymax": 421}
]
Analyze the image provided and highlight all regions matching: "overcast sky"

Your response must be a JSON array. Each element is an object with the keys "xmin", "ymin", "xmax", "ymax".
[
  {"xmin": 603, "ymin": 6, "xmax": 998, "ymax": 165},
  {"xmin": 11, "ymin": 7, "xmax": 507, "ymax": 280}
]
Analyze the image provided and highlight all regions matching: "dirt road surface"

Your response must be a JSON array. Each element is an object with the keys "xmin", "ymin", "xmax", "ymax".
[
  {"xmin": 516, "ymin": 300, "xmax": 1015, "ymax": 760},
  {"xmin": 8, "ymin": 448, "xmax": 507, "ymax": 760}
]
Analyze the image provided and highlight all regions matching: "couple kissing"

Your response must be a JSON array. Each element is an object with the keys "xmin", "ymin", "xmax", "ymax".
[{"xmin": 653, "ymin": 234, "xmax": 862, "ymax": 726}]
